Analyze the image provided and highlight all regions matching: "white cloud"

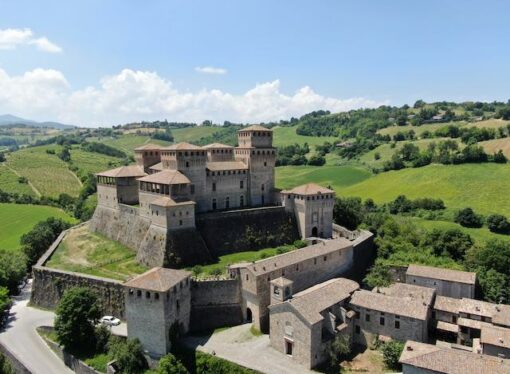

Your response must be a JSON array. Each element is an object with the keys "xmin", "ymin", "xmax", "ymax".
[
  {"xmin": 0, "ymin": 28, "xmax": 62, "ymax": 53},
  {"xmin": 195, "ymin": 66, "xmax": 228, "ymax": 75},
  {"xmin": 0, "ymin": 67, "xmax": 386, "ymax": 127}
]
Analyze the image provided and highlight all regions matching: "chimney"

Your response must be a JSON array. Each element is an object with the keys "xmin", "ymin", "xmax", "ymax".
[{"xmin": 407, "ymin": 346, "xmax": 414, "ymax": 351}]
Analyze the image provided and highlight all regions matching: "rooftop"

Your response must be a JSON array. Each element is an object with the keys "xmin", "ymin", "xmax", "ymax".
[
  {"xmin": 124, "ymin": 267, "xmax": 191, "ymax": 292},
  {"xmin": 282, "ymin": 278, "xmax": 359, "ymax": 325},
  {"xmin": 434, "ymin": 296, "xmax": 462, "ymax": 314},
  {"xmin": 406, "ymin": 264, "xmax": 476, "ymax": 285},
  {"xmin": 245, "ymin": 238, "xmax": 352, "ymax": 276},
  {"xmin": 134, "ymin": 143, "xmax": 163, "ymax": 151},
  {"xmin": 206, "ymin": 161, "xmax": 248, "ymax": 171},
  {"xmin": 377, "ymin": 282, "xmax": 436, "ymax": 305},
  {"xmin": 282, "ymin": 183, "xmax": 335, "ymax": 196},
  {"xmin": 239, "ymin": 125, "xmax": 272, "ymax": 132},
  {"xmin": 150, "ymin": 196, "xmax": 195, "ymax": 207},
  {"xmin": 137, "ymin": 169, "xmax": 191, "ymax": 185},
  {"xmin": 399, "ymin": 341, "xmax": 510, "ymax": 374},
  {"xmin": 270, "ymin": 277, "xmax": 294, "ymax": 288},
  {"xmin": 481, "ymin": 325, "xmax": 510, "ymax": 349},
  {"xmin": 202, "ymin": 143, "xmax": 234, "ymax": 149},
  {"xmin": 350, "ymin": 283, "xmax": 434, "ymax": 320},
  {"xmin": 96, "ymin": 165, "xmax": 146, "ymax": 178},
  {"xmin": 164, "ymin": 142, "xmax": 203, "ymax": 151},
  {"xmin": 149, "ymin": 162, "xmax": 164, "ymax": 171}
]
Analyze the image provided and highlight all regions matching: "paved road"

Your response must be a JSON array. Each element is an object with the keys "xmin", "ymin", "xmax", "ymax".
[
  {"xmin": 0, "ymin": 280, "xmax": 73, "ymax": 374},
  {"xmin": 183, "ymin": 324, "xmax": 315, "ymax": 374}
]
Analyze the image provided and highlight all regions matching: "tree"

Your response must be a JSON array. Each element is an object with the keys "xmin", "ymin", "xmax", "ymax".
[
  {"xmin": 108, "ymin": 337, "xmax": 148, "ymax": 374},
  {"xmin": 58, "ymin": 147, "xmax": 71, "ymax": 162},
  {"xmin": 54, "ymin": 287, "xmax": 101, "ymax": 353},
  {"xmin": 399, "ymin": 143, "xmax": 420, "ymax": 162},
  {"xmin": 21, "ymin": 217, "xmax": 71, "ymax": 266},
  {"xmin": 487, "ymin": 214, "xmax": 510, "ymax": 234},
  {"xmin": 0, "ymin": 153, "xmax": 5, "ymax": 163},
  {"xmin": 0, "ymin": 352, "xmax": 14, "ymax": 374},
  {"xmin": 0, "ymin": 250, "xmax": 27, "ymax": 294},
  {"xmin": 0, "ymin": 287, "xmax": 11, "ymax": 322},
  {"xmin": 454, "ymin": 208, "xmax": 483, "ymax": 228},
  {"xmin": 493, "ymin": 150, "xmax": 507, "ymax": 163},
  {"xmin": 333, "ymin": 197, "xmax": 363, "ymax": 230},
  {"xmin": 466, "ymin": 239, "xmax": 510, "ymax": 276},
  {"xmin": 477, "ymin": 268, "xmax": 508, "ymax": 304},
  {"xmin": 328, "ymin": 334, "xmax": 351, "ymax": 368},
  {"xmin": 426, "ymin": 229, "xmax": 473, "ymax": 260},
  {"xmin": 381, "ymin": 341, "xmax": 404, "ymax": 370},
  {"xmin": 364, "ymin": 263, "xmax": 392, "ymax": 288},
  {"xmin": 157, "ymin": 353, "xmax": 188, "ymax": 374}
]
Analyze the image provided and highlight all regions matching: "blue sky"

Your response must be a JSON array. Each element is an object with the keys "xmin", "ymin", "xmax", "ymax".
[{"xmin": 1, "ymin": 0, "xmax": 509, "ymax": 126}]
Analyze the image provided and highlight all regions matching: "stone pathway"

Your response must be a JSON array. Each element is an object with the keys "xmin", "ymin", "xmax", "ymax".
[{"xmin": 182, "ymin": 324, "xmax": 317, "ymax": 374}]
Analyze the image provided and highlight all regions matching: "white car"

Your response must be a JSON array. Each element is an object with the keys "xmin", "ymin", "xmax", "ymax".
[{"xmin": 100, "ymin": 316, "xmax": 121, "ymax": 326}]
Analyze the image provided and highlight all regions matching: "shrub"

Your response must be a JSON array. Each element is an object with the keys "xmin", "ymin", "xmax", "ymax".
[
  {"xmin": 328, "ymin": 334, "xmax": 351, "ymax": 367},
  {"xmin": 0, "ymin": 352, "xmax": 14, "ymax": 374},
  {"xmin": 191, "ymin": 265, "xmax": 203, "ymax": 277},
  {"xmin": 374, "ymin": 152, "xmax": 380, "ymax": 160},
  {"xmin": 454, "ymin": 208, "xmax": 483, "ymax": 228},
  {"xmin": 292, "ymin": 240, "xmax": 308, "ymax": 249},
  {"xmin": 381, "ymin": 341, "xmax": 404, "ymax": 370},
  {"xmin": 195, "ymin": 351, "xmax": 257, "ymax": 374},
  {"xmin": 333, "ymin": 197, "xmax": 363, "ymax": 230},
  {"xmin": 487, "ymin": 214, "xmax": 510, "ymax": 234},
  {"xmin": 17, "ymin": 176, "xmax": 28, "ymax": 184},
  {"xmin": 0, "ymin": 287, "xmax": 11, "ymax": 320},
  {"xmin": 0, "ymin": 250, "xmax": 27, "ymax": 294},
  {"xmin": 108, "ymin": 337, "xmax": 148, "ymax": 374},
  {"xmin": 54, "ymin": 287, "xmax": 101, "ymax": 353},
  {"xmin": 364, "ymin": 263, "xmax": 392, "ymax": 289},
  {"xmin": 208, "ymin": 268, "xmax": 222, "ymax": 277},
  {"xmin": 426, "ymin": 229, "xmax": 473, "ymax": 260},
  {"xmin": 157, "ymin": 353, "xmax": 188, "ymax": 374},
  {"xmin": 95, "ymin": 325, "xmax": 111, "ymax": 354}
]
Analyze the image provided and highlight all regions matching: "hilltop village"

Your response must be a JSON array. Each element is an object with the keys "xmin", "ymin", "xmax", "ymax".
[{"xmin": 29, "ymin": 124, "xmax": 510, "ymax": 373}]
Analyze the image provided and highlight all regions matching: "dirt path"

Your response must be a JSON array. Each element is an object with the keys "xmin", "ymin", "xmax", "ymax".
[
  {"xmin": 6, "ymin": 165, "xmax": 42, "ymax": 197},
  {"xmin": 68, "ymin": 169, "xmax": 83, "ymax": 187}
]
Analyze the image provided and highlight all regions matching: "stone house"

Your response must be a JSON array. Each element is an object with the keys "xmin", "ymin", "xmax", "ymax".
[
  {"xmin": 406, "ymin": 264, "xmax": 476, "ymax": 299},
  {"xmin": 349, "ymin": 283, "xmax": 435, "ymax": 347},
  {"xmin": 231, "ymin": 237, "xmax": 354, "ymax": 332},
  {"xmin": 268, "ymin": 278, "xmax": 359, "ymax": 369},
  {"xmin": 124, "ymin": 267, "xmax": 192, "ymax": 357},
  {"xmin": 399, "ymin": 340, "xmax": 510, "ymax": 374},
  {"xmin": 481, "ymin": 325, "xmax": 510, "ymax": 359}
]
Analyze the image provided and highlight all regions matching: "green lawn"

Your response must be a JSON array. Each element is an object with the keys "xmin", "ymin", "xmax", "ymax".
[
  {"xmin": 272, "ymin": 126, "xmax": 338, "ymax": 148},
  {"xmin": 0, "ymin": 203, "xmax": 77, "ymax": 251},
  {"xmin": 410, "ymin": 217, "xmax": 510, "ymax": 246},
  {"xmin": 46, "ymin": 225, "xmax": 147, "ymax": 281},
  {"xmin": 172, "ymin": 126, "xmax": 220, "ymax": 143},
  {"xmin": 6, "ymin": 145, "xmax": 82, "ymax": 198},
  {"xmin": 276, "ymin": 165, "xmax": 372, "ymax": 192},
  {"xmin": 190, "ymin": 244, "xmax": 297, "ymax": 277},
  {"xmin": 0, "ymin": 164, "xmax": 36, "ymax": 196},
  {"xmin": 337, "ymin": 163, "xmax": 510, "ymax": 216}
]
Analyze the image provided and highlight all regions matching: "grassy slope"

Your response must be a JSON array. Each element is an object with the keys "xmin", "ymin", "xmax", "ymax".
[
  {"xmin": 0, "ymin": 164, "xmax": 35, "ymax": 195},
  {"xmin": 338, "ymin": 163, "xmax": 510, "ymax": 216},
  {"xmin": 272, "ymin": 126, "xmax": 338, "ymax": 148},
  {"xmin": 69, "ymin": 148, "xmax": 123, "ymax": 175},
  {"xmin": 46, "ymin": 225, "xmax": 147, "ymax": 281},
  {"xmin": 6, "ymin": 145, "xmax": 82, "ymax": 197},
  {"xmin": 171, "ymin": 126, "xmax": 220, "ymax": 142},
  {"xmin": 275, "ymin": 165, "xmax": 372, "ymax": 191},
  {"xmin": 90, "ymin": 135, "xmax": 171, "ymax": 155},
  {"xmin": 479, "ymin": 137, "xmax": 510, "ymax": 158},
  {"xmin": 378, "ymin": 119, "xmax": 509, "ymax": 137},
  {"xmin": 0, "ymin": 203, "xmax": 77, "ymax": 251}
]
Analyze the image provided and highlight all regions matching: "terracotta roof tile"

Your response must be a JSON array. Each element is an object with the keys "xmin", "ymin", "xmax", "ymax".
[
  {"xmin": 206, "ymin": 161, "xmax": 248, "ymax": 171},
  {"xmin": 96, "ymin": 165, "xmax": 146, "ymax": 178},
  {"xmin": 137, "ymin": 170, "xmax": 190, "ymax": 185},
  {"xmin": 481, "ymin": 325, "xmax": 510, "ymax": 349},
  {"xmin": 239, "ymin": 125, "xmax": 272, "ymax": 132},
  {"xmin": 150, "ymin": 196, "xmax": 195, "ymax": 207},
  {"xmin": 407, "ymin": 264, "xmax": 476, "ymax": 284},
  {"xmin": 282, "ymin": 183, "xmax": 335, "ymax": 196},
  {"xmin": 164, "ymin": 142, "xmax": 202, "ymax": 150},
  {"xmin": 134, "ymin": 143, "xmax": 163, "ymax": 151},
  {"xmin": 202, "ymin": 143, "xmax": 234, "ymax": 149},
  {"xmin": 124, "ymin": 267, "xmax": 191, "ymax": 292}
]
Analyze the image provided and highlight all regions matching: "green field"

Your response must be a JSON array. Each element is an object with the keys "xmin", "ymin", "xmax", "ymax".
[
  {"xmin": 410, "ymin": 217, "xmax": 510, "ymax": 246},
  {"xmin": 46, "ymin": 224, "xmax": 147, "ymax": 281},
  {"xmin": 91, "ymin": 135, "xmax": 171, "ymax": 155},
  {"xmin": 172, "ymin": 126, "xmax": 220, "ymax": 143},
  {"xmin": 0, "ymin": 164, "xmax": 36, "ymax": 196},
  {"xmin": 272, "ymin": 126, "xmax": 338, "ymax": 148},
  {"xmin": 276, "ymin": 165, "xmax": 372, "ymax": 191},
  {"xmin": 6, "ymin": 145, "xmax": 82, "ymax": 197},
  {"xmin": 0, "ymin": 203, "xmax": 77, "ymax": 251},
  {"xmin": 69, "ymin": 148, "xmax": 123, "ymax": 175},
  {"xmin": 338, "ymin": 163, "xmax": 510, "ymax": 216}
]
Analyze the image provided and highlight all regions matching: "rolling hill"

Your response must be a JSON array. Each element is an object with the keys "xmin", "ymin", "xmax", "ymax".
[{"xmin": 0, "ymin": 114, "xmax": 75, "ymax": 129}]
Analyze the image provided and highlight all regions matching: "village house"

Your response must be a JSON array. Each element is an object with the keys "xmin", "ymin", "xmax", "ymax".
[
  {"xmin": 406, "ymin": 264, "xmax": 476, "ymax": 299},
  {"xmin": 399, "ymin": 340, "xmax": 510, "ymax": 374},
  {"xmin": 349, "ymin": 283, "xmax": 436, "ymax": 347},
  {"xmin": 268, "ymin": 278, "xmax": 359, "ymax": 369}
]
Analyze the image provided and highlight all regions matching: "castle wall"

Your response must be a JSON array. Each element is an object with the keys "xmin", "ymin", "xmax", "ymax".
[
  {"xmin": 196, "ymin": 206, "xmax": 299, "ymax": 256},
  {"xmin": 189, "ymin": 279, "xmax": 243, "ymax": 332},
  {"xmin": 205, "ymin": 170, "xmax": 248, "ymax": 210},
  {"xmin": 97, "ymin": 184, "xmax": 118, "ymax": 208}
]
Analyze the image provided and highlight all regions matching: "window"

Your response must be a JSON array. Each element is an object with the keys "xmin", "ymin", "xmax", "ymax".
[
  {"xmin": 380, "ymin": 317, "xmax": 385, "ymax": 326},
  {"xmin": 146, "ymin": 291, "xmax": 151, "ymax": 299},
  {"xmin": 225, "ymin": 197, "xmax": 230, "ymax": 209},
  {"xmin": 395, "ymin": 320, "xmax": 400, "ymax": 329},
  {"xmin": 240, "ymin": 195, "xmax": 244, "ymax": 207},
  {"xmin": 240, "ymin": 180, "xmax": 244, "ymax": 189},
  {"xmin": 212, "ymin": 198, "xmax": 217, "ymax": 210},
  {"xmin": 355, "ymin": 312, "xmax": 360, "ymax": 320},
  {"xmin": 365, "ymin": 314, "xmax": 370, "ymax": 322},
  {"xmin": 246, "ymin": 274, "xmax": 249, "ymax": 281},
  {"xmin": 186, "ymin": 161, "xmax": 189, "ymax": 168},
  {"xmin": 261, "ymin": 184, "xmax": 265, "ymax": 191},
  {"xmin": 355, "ymin": 325, "xmax": 360, "ymax": 334},
  {"xmin": 179, "ymin": 220, "xmax": 183, "ymax": 226},
  {"xmin": 273, "ymin": 286, "xmax": 280, "ymax": 295},
  {"xmin": 155, "ymin": 293, "xmax": 159, "ymax": 300},
  {"xmin": 212, "ymin": 183, "xmax": 216, "ymax": 192},
  {"xmin": 137, "ymin": 290, "xmax": 141, "ymax": 297},
  {"xmin": 190, "ymin": 184, "xmax": 195, "ymax": 194}
]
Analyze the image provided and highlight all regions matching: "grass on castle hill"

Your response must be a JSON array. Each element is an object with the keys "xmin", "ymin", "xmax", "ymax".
[
  {"xmin": 46, "ymin": 225, "xmax": 147, "ymax": 281},
  {"xmin": 0, "ymin": 203, "xmax": 77, "ymax": 251}
]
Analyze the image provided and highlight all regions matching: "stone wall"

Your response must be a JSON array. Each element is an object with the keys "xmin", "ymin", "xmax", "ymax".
[
  {"xmin": 196, "ymin": 206, "xmax": 299, "ymax": 256},
  {"xmin": 0, "ymin": 342, "xmax": 31, "ymax": 374},
  {"xmin": 343, "ymin": 230, "xmax": 376, "ymax": 284},
  {"xmin": 189, "ymin": 279, "xmax": 243, "ymax": 332}
]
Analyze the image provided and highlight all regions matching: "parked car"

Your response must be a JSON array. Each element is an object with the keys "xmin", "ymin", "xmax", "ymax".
[{"xmin": 100, "ymin": 316, "xmax": 121, "ymax": 326}]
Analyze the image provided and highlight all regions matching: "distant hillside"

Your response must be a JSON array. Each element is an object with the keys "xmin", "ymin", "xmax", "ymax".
[{"xmin": 0, "ymin": 114, "xmax": 75, "ymax": 129}]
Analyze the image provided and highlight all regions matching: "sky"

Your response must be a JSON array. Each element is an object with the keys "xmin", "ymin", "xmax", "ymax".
[{"xmin": 1, "ymin": 0, "xmax": 509, "ymax": 127}]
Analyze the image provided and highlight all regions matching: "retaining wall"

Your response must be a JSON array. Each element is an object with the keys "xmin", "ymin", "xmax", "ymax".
[{"xmin": 0, "ymin": 342, "xmax": 31, "ymax": 374}]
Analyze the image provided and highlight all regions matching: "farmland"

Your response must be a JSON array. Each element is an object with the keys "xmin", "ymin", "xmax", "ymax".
[
  {"xmin": 272, "ymin": 126, "xmax": 338, "ymax": 148},
  {"xmin": 0, "ymin": 164, "xmax": 36, "ymax": 196},
  {"xmin": 0, "ymin": 203, "xmax": 77, "ymax": 251}
]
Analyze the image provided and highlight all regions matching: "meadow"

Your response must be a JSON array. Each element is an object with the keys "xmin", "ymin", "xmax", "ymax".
[
  {"xmin": 272, "ymin": 126, "xmax": 338, "ymax": 148},
  {"xmin": 337, "ymin": 163, "xmax": 510, "ymax": 217},
  {"xmin": 0, "ymin": 164, "xmax": 36, "ymax": 196},
  {"xmin": 89, "ymin": 134, "xmax": 171, "ymax": 155},
  {"xmin": 275, "ymin": 164, "xmax": 372, "ymax": 191},
  {"xmin": 171, "ymin": 126, "xmax": 221, "ymax": 143},
  {"xmin": 6, "ymin": 145, "xmax": 82, "ymax": 198},
  {"xmin": 479, "ymin": 137, "xmax": 510, "ymax": 158},
  {"xmin": 0, "ymin": 203, "xmax": 77, "ymax": 251},
  {"xmin": 69, "ymin": 148, "xmax": 123, "ymax": 176}
]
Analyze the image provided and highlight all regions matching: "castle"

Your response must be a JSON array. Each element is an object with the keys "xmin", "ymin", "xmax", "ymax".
[{"xmin": 91, "ymin": 125, "xmax": 337, "ymax": 267}]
